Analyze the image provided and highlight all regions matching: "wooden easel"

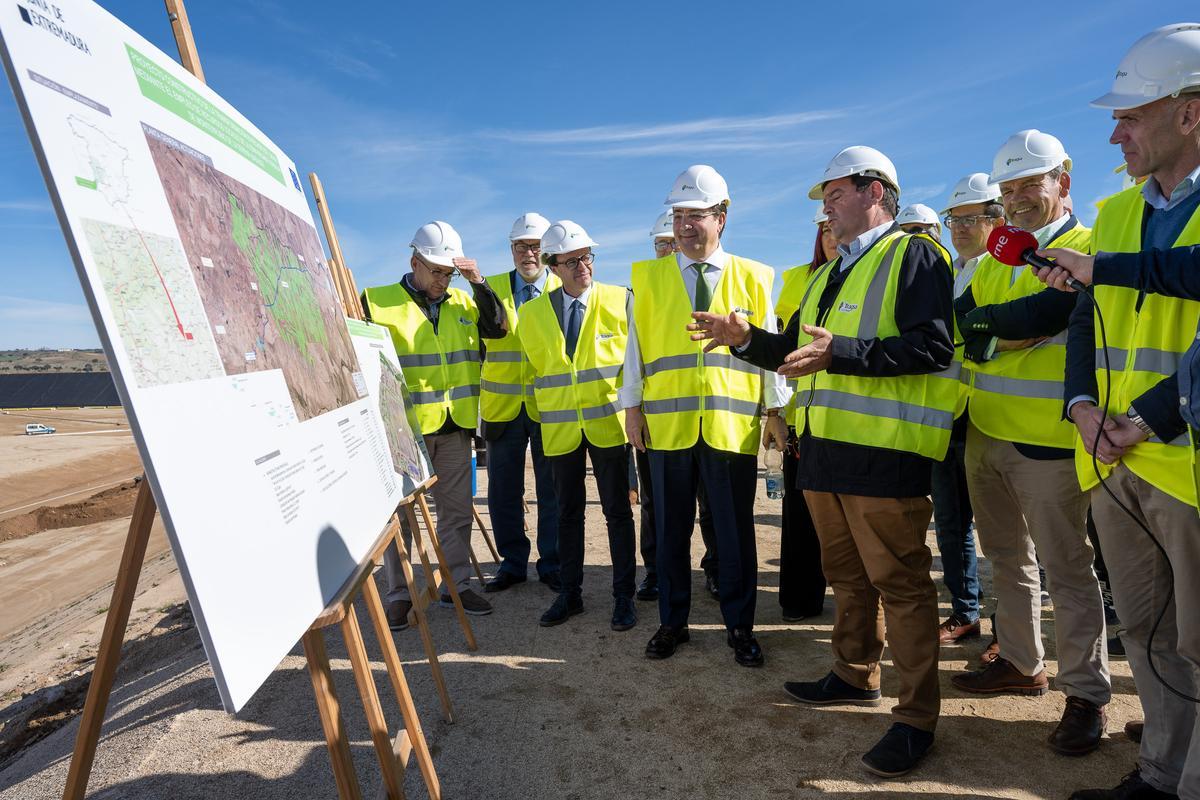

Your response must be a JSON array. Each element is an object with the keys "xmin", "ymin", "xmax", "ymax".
[{"xmin": 62, "ymin": 4, "xmax": 444, "ymax": 799}]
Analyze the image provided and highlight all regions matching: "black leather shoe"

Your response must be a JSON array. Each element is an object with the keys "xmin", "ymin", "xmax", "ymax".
[
  {"xmin": 611, "ymin": 597, "xmax": 637, "ymax": 631},
  {"xmin": 386, "ymin": 599, "xmax": 411, "ymax": 631},
  {"xmin": 645, "ymin": 624, "xmax": 689, "ymax": 659},
  {"xmin": 783, "ymin": 671, "xmax": 881, "ymax": 707},
  {"xmin": 727, "ymin": 627, "xmax": 764, "ymax": 667},
  {"xmin": 1049, "ymin": 696, "xmax": 1106, "ymax": 756},
  {"xmin": 861, "ymin": 723, "xmax": 934, "ymax": 778},
  {"xmin": 1069, "ymin": 768, "xmax": 1178, "ymax": 799},
  {"xmin": 704, "ymin": 573, "xmax": 720, "ymax": 600},
  {"xmin": 635, "ymin": 576, "xmax": 659, "ymax": 601},
  {"xmin": 539, "ymin": 594, "xmax": 583, "ymax": 627},
  {"xmin": 483, "ymin": 570, "xmax": 526, "ymax": 594},
  {"xmin": 539, "ymin": 571, "xmax": 563, "ymax": 593}
]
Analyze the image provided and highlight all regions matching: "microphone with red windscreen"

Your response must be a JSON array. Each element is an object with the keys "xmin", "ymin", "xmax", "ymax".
[{"xmin": 986, "ymin": 225, "xmax": 1088, "ymax": 291}]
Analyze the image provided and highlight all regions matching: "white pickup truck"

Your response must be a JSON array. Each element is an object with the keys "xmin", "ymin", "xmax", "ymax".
[{"xmin": 24, "ymin": 423, "xmax": 56, "ymax": 435}]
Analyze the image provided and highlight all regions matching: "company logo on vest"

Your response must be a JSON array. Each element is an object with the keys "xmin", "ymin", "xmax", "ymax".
[{"xmin": 837, "ymin": 302, "xmax": 859, "ymax": 313}]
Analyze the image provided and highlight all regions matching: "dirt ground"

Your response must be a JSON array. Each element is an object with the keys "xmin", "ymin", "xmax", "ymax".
[{"xmin": 0, "ymin": 417, "xmax": 1142, "ymax": 799}]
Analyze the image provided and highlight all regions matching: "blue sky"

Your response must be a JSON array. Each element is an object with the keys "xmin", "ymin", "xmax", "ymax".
[{"xmin": 1, "ymin": 1, "xmax": 1196, "ymax": 348}]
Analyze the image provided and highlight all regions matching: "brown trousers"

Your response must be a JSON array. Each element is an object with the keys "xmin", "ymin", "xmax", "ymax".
[{"xmin": 804, "ymin": 491, "xmax": 941, "ymax": 731}]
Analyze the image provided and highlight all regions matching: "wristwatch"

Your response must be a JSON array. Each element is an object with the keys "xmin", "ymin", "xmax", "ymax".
[{"xmin": 1125, "ymin": 406, "xmax": 1154, "ymax": 437}]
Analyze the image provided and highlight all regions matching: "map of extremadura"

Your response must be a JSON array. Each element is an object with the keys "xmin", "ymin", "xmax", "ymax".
[{"xmin": 145, "ymin": 133, "xmax": 361, "ymax": 420}]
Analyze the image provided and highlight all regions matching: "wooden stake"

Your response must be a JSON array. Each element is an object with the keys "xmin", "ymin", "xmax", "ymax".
[
  {"xmin": 302, "ymin": 629, "xmax": 363, "ymax": 800},
  {"xmin": 416, "ymin": 492, "xmax": 478, "ymax": 651},
  {"xmin": 371, "ymin": 516, "xmax": 453, "ymax": 723},
  {"xmin": 309, "ymin": 173, "xmax": 362, "ymax": 321},
  {"xmin": 361, "ymin": 561, "xmax": 443, "ymax": 799},
  {"xmin": 62, "ymin": 479, "xmax": 155, "ymax": 800},
  {"xmin": 471, "ymin": 506, "xmax": 501, "ymax": 564},
  {"xmin": 341, "ymin": 603, "xmax": 405, "ymax": 800},
  {"xmin": 163, "ymin": 0, "xmax": 205, "ymax": 81}
]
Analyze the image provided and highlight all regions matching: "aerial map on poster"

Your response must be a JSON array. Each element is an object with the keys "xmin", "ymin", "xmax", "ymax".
[
  {"xmin": 346, "ymin": 319, "xmax": 434, "ymax": 499},
  {"xmin": 0, "ymin": 1, "xmax": 404, "ymax": 711}
]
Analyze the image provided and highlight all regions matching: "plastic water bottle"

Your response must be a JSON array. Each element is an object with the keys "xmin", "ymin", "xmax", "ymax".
[{"xmin": 764, "ymin": 445, "xmax": 784, "ymax": 500}]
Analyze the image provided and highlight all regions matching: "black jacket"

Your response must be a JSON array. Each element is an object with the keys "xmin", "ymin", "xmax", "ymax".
[
  {"xmin": 736, "ymin": 225, "xmax": 954, "ymax": 498},
  {"xmin": 1093, "ymin": 245, "xmax": 1200, "ymax": 299}
]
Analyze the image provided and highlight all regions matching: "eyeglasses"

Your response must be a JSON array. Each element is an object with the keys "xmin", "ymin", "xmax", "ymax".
[
  {"xmin": 672, "ymin": 210, "xmax": 722, "ymax": 225},
  {"xmin": 417, "ymin": 257, "xmax": 456, "ymax": 280},
  {"xmin": 558, "ymin": 252, "xmax": 594, "ymax": 270},
  {"xmin": 512, "ymin": 242, "xmax": 541, "ymax": 255},
  {"xmin": 653, "ymin": 239, "xmax": 674, "ymax": 251},
  {"xmin": 943, "ymin": 214, "xmax": 999, "ymax": 228}
]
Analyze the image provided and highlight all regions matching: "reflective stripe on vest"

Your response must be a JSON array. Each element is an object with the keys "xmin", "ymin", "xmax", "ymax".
[
  {"xmin": 1082, "ymin": 185, "xmax": 1200, "ymax": 507},
  {"xmin": 631, "ymin": 254, "xmax": 772, "ymax": 454},
  {"xmin": 480, "ymin": 271, "xmax": 562, "ymax": 423},
  {"xmin": 796, "ymin": 230, "xmax": 957, "ymax": 460},
  {"xmin": 362, "ymin": 282, "xmax": 480, "ymax": 435},
  {"xmin": 965, "ymin": 222, "xmax": 1092, "ymax": 449},
  {"xmin": 517, "ymin": 283, "xmax": 627, "ymax": 456}
]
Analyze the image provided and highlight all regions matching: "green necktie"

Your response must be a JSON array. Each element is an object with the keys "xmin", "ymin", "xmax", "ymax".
[{"xmin": 693, "ymin": 263, "xmax": 712, "ymax": 312}]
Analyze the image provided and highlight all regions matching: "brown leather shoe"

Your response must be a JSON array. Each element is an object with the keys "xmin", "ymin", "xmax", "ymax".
[
  {"xmin": 1049, "ymin": 696, "xmax": 1106, "ymax": 756},
  {"xmin": 939, "ymin": 613, "xmax": 981, "ymax": 643},
  {"xmin": 951, "ymin": 657, "xmax": 1049, "ymax": 696},
  {"xmin": 1124, "ymin": 720, "xmax": 1144, "ymax": 743},
  {"xmin": 979, "ymin": 636, "xmax": 1000, "ymax": 666}
]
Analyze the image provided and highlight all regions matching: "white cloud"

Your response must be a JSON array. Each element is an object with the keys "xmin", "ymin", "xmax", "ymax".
[
  {"xmin": 0, "ymin": 200, "xmax": 52, "ymax": 212},
  {"xmin": 902, "ymin": 184, "xmax": 947, "ymax": 204},
  {"xmin": 0, "ymin": 295, "xmax": 98, "ymax": 348},
  {"xmin": 487, "ymin": 110, "xmax": 848, "ymax": 145}
]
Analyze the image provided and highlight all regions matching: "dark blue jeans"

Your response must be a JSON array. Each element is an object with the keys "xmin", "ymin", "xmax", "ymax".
[
  {"xmin": 486, "ymin": 406, "xmax": 559, "ymax": 579},
  {"xmin": 930, "ymin": 430, "xmax": 979, "ymax": 622}
]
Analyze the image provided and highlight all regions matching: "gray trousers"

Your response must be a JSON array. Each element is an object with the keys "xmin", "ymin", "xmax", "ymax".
[
  {"xmin": 1092, "ymin": 464, "xmax": 1200, "ymax": 797},
  {"xmin": 384, "ymin": 428, "xmax": 475, "ymax": 602},
  {"xmin": 965, "ymin": 424, "xmax": 1111, "ymax": 706}
]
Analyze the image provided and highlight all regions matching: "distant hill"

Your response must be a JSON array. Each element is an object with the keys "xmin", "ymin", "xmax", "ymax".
[{"xmin": 0, "ymin": 349, "xmax": 109, "ymax": 373}]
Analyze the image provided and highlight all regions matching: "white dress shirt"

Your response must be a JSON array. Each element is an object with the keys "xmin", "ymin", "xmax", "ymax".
[
  {"xmin": 619, "ymin": 244, "xmax": 790, "ymax": 410},
  {"xmin": 836, "ymin": 220, "xmax": 895, "ymax": 271}
]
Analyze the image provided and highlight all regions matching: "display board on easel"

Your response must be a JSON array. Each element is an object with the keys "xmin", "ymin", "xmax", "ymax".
[{"xmin": 0, "ymin": 0, "xmax": 405, "ymax": 713}]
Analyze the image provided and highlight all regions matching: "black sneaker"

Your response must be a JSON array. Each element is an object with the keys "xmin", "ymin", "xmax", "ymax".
[
  {"xmin": 783, "ymin": 671, "xmax": 881, "ymax": 707},
  {"xmin": 635, "ymin": 576, "xmax": 659, "ymax": 601},
  {"xmin": 861, "ymin": 723, "xmax": 934, "ymax": 778},
  {"xmin": 539, "ymin": 593, "xmax": 584, "ymax": 627},
  {"xmin": 386, "ymin": 599, "xmax": 412, "ymax": 631},
  {"xmin": 611, "ymin": 597, "xmax": 637, "ymax": 631},
  {"xmin": 440, "ymin": 589, "xmax": 493, "ymax": 616},
  {"xmin": 1069, "ymin": 768, "xmax": 1179, "ymax": 799}
]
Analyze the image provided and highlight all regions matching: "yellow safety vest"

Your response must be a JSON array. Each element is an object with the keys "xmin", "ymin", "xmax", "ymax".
[
  {"xmin": 480, "ymin": 271, "xmax": 561, "ymax": 423},
  {"xmin": 517, "ymin": 283, "xmax": 628, "ymax": 457},
  {"xmin": 777, "ymin": 264, "xmax": 812, "ymax": 429},
  {"xmin": 966, "ymin": 222, "xmax": 1092, "ymax": 448},
  {"xmin": 1080, "ymin": 185, "xmax": 1200, "ymax": 507},
  {"xmin": 362, "ymin": 282, "xmax": 480, "ymax": 435},
  {"xmin": 794, "ymin": 230, "xmax": 958, "ymax": 461},
  {"xmin": 631, "ymin": 254, "xmax": 773, "ymax": 455}
]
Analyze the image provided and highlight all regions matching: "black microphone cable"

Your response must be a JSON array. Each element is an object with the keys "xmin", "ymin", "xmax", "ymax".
[{"xmin": 1081, "ymin": 285, "xmax": 1199, "ymax": 704}]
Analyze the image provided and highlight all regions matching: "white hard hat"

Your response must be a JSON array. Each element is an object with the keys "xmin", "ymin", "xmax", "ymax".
[
  {"xmin": 941, "ymin": 172, "xmax": 1001, "ymax": 214},
  {"xmin": 665, "ymin": 164, "xmax": 731, "ymax": 209},
  {"xmin": 896, "ymin": 204, "xmax": 941, "ymax": 230},
  {"xmin": 650, "ymin": 211, "xmax": 674, "ymax": 239},
  {"xmin": 541, "ymin": 220, "xmax": 598, "ymax": 256},
  {"xmin": 410, "ymin": 220, "xmax": 464, "ymax": 268},
  {"xmin": 509, "ymin": 212, "xmax": 551, "ymax": 242},
  {"xmin": 1092, "ymin": 23, "xmax": 1200, "ymax": 110},
  {"xmin": 812, "ymin": 210, "xmax": 828, "ymax": 225},
  {"xmin": 990, "ymin": 129, "xmax": 1072, "ymax": 185},
  {"xmin": 808, "ymin": 146, "xmax": 900, "ymax": 200}
]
